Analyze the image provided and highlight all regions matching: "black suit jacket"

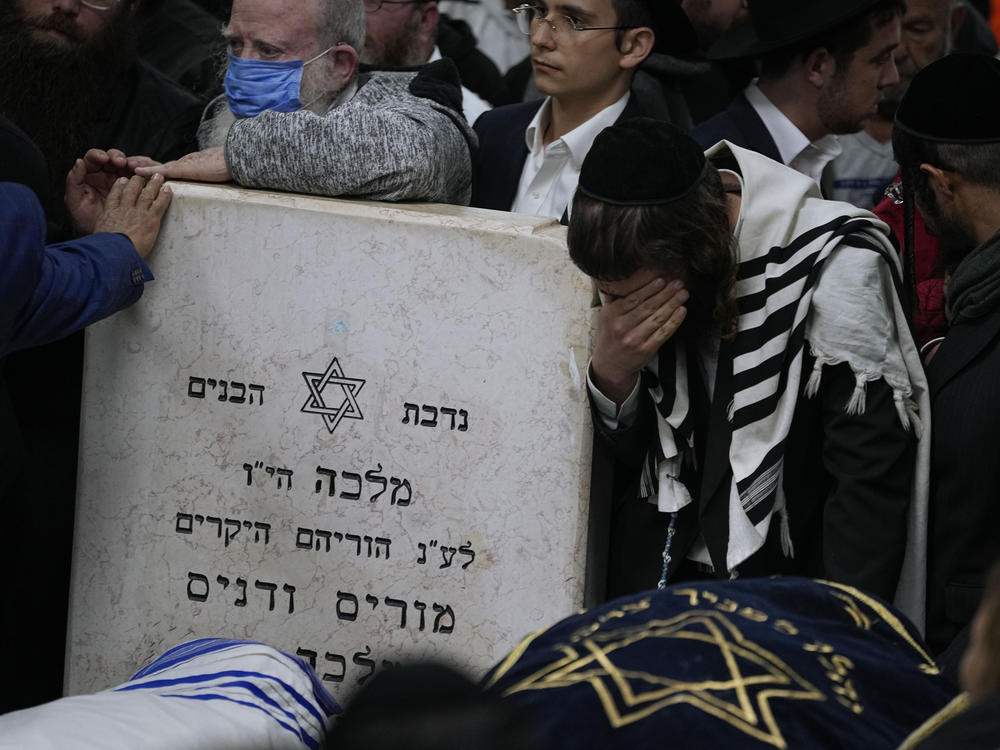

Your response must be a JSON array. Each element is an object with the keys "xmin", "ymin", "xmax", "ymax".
[
  {"xmin": 597, "ymin": 353, "xmax": 915, "ymax": 602},
  {"xmin": 470, "ymin": 96, "xmax": 643, "ymax": 213},
  {"xmin": 690, "ymin": 92, "xmax": 781, "ymax": 162},
  {"xmin": 925, "ymin": 306, "xmax": 1000, "ymax": 653}
]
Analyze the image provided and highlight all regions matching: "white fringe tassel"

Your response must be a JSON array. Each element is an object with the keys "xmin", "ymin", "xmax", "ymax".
[
  {"xmin": 805, "ymin": 359, "xmax": 824, "ymax": 399},
  {"xmin": 845, "ymin": 373, "xmax": 868, "ymax": 415},
  {"xmin": 776, "ymin": 482, "xmax": 795, "ymax": 559},
  {"xmin": 893, "ymin": 390, "xmax": 925, "ymax": 438}
]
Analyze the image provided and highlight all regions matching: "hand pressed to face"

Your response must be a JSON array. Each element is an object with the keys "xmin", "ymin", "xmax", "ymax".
[{"xmin": 590, "ymin": 269, "xmax": 689, "ymax": 405}]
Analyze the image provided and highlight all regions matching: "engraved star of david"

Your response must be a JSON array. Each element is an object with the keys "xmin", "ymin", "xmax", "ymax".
[
  {"xmin": 496, "ymin": 610, "xmax": 825, "ymax": 749},
  {"xmin": 301, "ymin": 357, "xmax": 365, "ymax": 434}
]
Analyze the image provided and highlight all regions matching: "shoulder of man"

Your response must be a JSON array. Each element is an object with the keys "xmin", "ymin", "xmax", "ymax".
[{"xmin": 359, "ymin": 61, "xmax": 477, "ymax": 144}]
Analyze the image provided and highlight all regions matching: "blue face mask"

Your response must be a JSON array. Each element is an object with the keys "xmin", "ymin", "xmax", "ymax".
[{"xmin": 224, "ymin": 48, "xmax": 332, "ymax": 119}]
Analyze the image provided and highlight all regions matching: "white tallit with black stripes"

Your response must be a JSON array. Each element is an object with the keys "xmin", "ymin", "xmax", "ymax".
[{"xmin": 642, "ymin": 142, "xmax": 931, "ymax": 629}]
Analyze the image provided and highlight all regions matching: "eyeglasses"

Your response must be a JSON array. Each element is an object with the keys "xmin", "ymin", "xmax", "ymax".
[
  {"xmin": 512, "ymin": 3, "xmax": 636, "ymax": 36},
  {"xmin": 79, "ymin": 0, "xmax": 120, "ymax": 10},
  {"xmin": 363, "ymin": 0, "xmax": 423, "ymax": 12}
]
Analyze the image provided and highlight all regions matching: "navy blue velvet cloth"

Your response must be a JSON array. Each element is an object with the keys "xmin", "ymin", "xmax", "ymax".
[{"xmin": 484, "ymin": 577, "xmax": 958, "ymax": 749}]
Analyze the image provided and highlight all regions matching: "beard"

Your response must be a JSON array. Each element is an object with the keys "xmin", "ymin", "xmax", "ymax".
[
  {"xmin": 361, "ymin": 12, "xmax": 425, "ymax": 67},
  {"xmin": 816, "ymin": 74, "xmax": 870, "ymax": 135},
  {"xmin": 915, "ymin": 177, "xmax": 977, "ymax": 270},
  {"xmin": 0, "ymin": 2, "xmax": 137, "ymax": 191}
]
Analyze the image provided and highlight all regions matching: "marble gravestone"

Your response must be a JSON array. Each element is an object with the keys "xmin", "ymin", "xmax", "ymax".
[{"xmin": 66, "ymin": 183, "xmax": 598, "ymax": 695}]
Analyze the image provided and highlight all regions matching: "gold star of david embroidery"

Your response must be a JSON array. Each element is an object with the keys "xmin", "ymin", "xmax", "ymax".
[{"xmin": 498, "ymin": 610, "xmax": 825, "ymax": 749}]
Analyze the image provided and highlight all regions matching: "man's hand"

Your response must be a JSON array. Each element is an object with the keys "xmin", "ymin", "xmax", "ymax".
[
  {"xmin": 93, "ymin": 174, "xmax": 173, "ymax": 258},
  {"xmin": 590, "ymin": 278, "xmax": 689, "ymax": 405},
  {"xmin": 65, "ymin": 148, "xmax": 163, "ymax": 234},
  {"xmin": 133, "ymin": 147, "xmax": 231, "ymax": 183}
]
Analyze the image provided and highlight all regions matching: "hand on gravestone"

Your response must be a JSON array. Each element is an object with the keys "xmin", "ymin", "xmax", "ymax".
[
  {"xmin": 93, "ymin": 174, "xmax": 173, "ymax": 258},
  {"xmin": 590, "ymin": 276, "xmax": 688, "ymax": 406},
  {"xmin": 66, "ymin": 148, "xmax": 137, "ymax": 235},
  {"xmin": 133, "ymin": 147, "xmax": 231, "ymax": 183}
]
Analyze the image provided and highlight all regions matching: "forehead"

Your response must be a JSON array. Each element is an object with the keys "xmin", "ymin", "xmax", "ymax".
[
  {"xmin": 543, "ymin": 0, "xmax": 616, "ymax": 18},
  {"xmin": 228, "ymin": 0, "xmax": 322, "ymax": 42},
  {"xmin": 596, "ymin": 266, "xmax": 670, "ymax": 298},
  {"xmin": 903, "ymin": 0, "xmax": 951, "ymax": 20},
  {"xmin": 847, "ymin": 14, "xmax": 900, "ymax": 63}
]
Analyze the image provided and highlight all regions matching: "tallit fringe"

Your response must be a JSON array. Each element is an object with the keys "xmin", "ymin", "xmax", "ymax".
[
  {"xmin": 641, "ymin": 456, "xmax": 694, "ymax": 514},
  {"xmin": 807, "ymin": 361, "xmax": 923, "ymax": 435},
  {"xmin": 805, "ymin": 358, "xmax": 824, "ymax": 399},
  {"xmin": 845, "ymin": 373, "xmax": 867, "ymax": 415},
  {"xmin": 776, "ymin": 483, "xmax": 795, "ymax": 559},
  {"xmin": 894, "ymin": 390, "xmax": 925, "ymax": 438}
]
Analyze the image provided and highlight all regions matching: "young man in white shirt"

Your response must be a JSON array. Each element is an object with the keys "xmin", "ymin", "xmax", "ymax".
[
  {"xmin": 470, "ymin": 0, "xmax": 697, "ymax": 221},
  {"xmin": 692, "ymin": 0, "xmax": 904, "ymax": 191}
]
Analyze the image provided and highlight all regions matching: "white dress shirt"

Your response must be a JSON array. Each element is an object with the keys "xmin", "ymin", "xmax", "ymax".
[
  {"xmin": 511, "ymin": 92, "xmax": 630, "ymax": 220},
  {"xmin": 743, "ymin": 82, "xmax": 842, "ymax": 188}
]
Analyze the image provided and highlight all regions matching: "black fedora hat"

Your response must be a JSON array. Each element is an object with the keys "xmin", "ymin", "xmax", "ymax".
[
  {"xmin": 709, "ymin": 0, "xmax": 888, "ymax": 60},
  {"xmin": 637, "ymin": 0, "xmax": 699, "ymax": 57}
]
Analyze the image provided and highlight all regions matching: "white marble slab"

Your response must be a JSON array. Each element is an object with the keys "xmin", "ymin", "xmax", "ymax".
[{"xmin": 66, "ymin": 184, "xmax": 596, "ymax": 696}]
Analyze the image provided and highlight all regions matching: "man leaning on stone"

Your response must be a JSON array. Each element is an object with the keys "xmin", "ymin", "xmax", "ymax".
[{"xmin": 129, "ymin": 0, "xmax": 476, "ymax": 204}]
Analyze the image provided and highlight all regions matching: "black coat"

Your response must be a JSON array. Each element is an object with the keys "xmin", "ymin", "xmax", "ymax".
[
  {"xmin": 925, "ymin": 306, "xmax": 1000, "ymax": 653},
  {"xmin": 597, "ymin": 353, "xmax": 916, "ymax": 602},
  {"xmin": 691, "ymin": 92, "xmax": 782, "ymax": 162}
]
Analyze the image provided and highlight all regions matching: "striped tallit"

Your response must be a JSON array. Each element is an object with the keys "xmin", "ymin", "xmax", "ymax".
[
  {"xmin": 643, "ymin": 142, "xmax": 930, "ymax": 628},
  {"xmin": 0, "ymin": 638, "xmax": 339, "ymax": 750}
]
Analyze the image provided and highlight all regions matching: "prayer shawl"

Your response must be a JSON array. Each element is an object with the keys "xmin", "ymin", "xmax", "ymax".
[
  {"xmin": 0, "ymin": 639, "xmax": 339, "ymax": 750},
  {"xmin": 643, "ymin": 142, "xmax": 931, "ymax": 629}
]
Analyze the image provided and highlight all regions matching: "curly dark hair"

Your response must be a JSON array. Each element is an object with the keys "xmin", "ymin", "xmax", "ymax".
[{"xmin": 567, "ymin": 164, "xmax": 738, "ymax": 341}]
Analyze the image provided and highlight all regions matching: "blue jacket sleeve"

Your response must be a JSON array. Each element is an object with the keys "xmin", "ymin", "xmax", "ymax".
[{"xmin": 0, "ymin": 182, "xmax": 153, "ymax": 357}]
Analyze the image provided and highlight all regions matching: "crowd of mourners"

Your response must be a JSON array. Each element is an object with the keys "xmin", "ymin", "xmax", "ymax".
[{"xmin": 2, "ymin": 0, "xmax": 1000, "ymax": 745}]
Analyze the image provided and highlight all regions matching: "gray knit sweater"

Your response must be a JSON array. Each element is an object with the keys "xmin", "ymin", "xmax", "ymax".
[{"xmin": 221, "ymin": 64, "xmax": 476, "ymax": 205}]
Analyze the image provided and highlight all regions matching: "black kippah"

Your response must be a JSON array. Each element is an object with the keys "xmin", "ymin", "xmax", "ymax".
[
  {"xmin": 895, "ymin": 54, "xmax": 1000, "ymax": 144},
  {"xmin": 578, "ymin": 118, "xmax": 707, "ymax": 206}
]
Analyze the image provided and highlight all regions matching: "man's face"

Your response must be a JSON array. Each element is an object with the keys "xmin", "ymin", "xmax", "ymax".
[
  {"xmin": 883, "ymin": 0, "xmax": 955, "ymax": 111},
  {"xmin": 816, "ymin": 16, "xmax": 901, "ymax": 135},
  {"xmin": 362, "ymin": 0, "xmax": 428, "ymax": 66},
  {"xmin": 914, "ymin": 169, "xmax": 976, "ymax": 267},
  {"xmin": 681, "ymin": 0, "xmax": 748, "ymax": 47},
  {"xmin": 225, "ymin": 0, "xmax": 332, "ymax": 101},
  {"xmin": 225, "ymin": 0, "xmax": 324, "ymax": 61},
  {"xmin": 16, "ymin": 0, "xmax": 122, "ymax": 49},
  {"xmin": 529, "ymin": 0, "xmax": 635, "ymax": 103}
]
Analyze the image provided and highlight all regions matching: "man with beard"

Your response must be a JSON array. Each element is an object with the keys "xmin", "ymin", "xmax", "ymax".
[
  {"xmin": 891, "ymin": 53, "xmax": 1000, "ymax": 670},
  {"xmin": 361, "ymin": 0, "xmax": 497, "ymax": 122},
  {"xmin": 0, "ymin": 0, "xmax": 201, "ymax": 714},
  {"xmin": 0, "ymin": 0, "xmax": 203, "ymax": 225},
  {"xmin": 692, "ymin": 0, "xmax": 903, "ymax": 191},
  {"xmin": 133, "ymin": 0, "xmax": 475, "ymax": 205},
  {"xmin": 828, "ymin": 0, "xmax": 966, "ymax": 209},
  {"xmin": 572, "ymin": 118, "xmax": 928, "ymax": 625}
]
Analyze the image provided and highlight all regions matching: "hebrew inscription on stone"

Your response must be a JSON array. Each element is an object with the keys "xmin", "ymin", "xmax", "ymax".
[{"xmin": 67, "ymin": 185, "xmax": 596, "ymax": 696}]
